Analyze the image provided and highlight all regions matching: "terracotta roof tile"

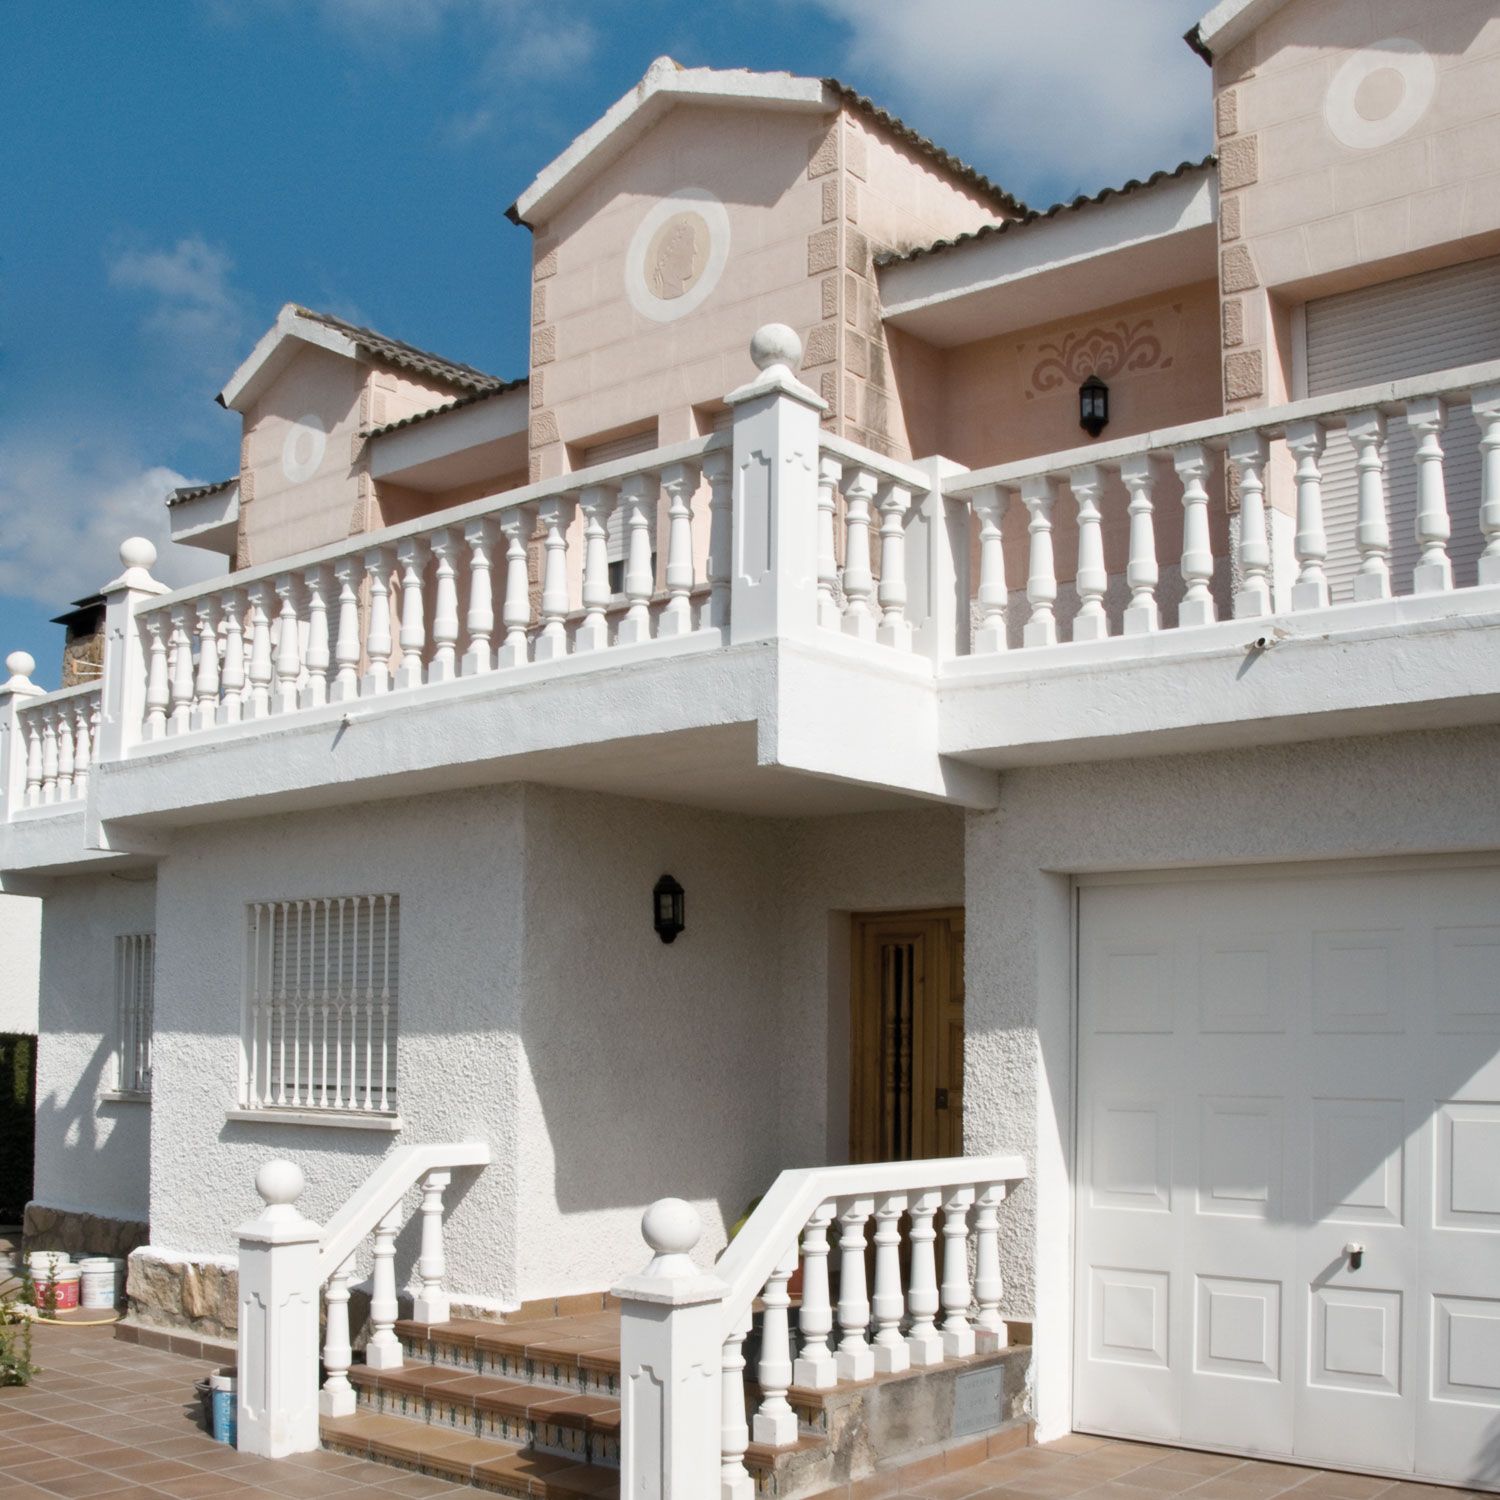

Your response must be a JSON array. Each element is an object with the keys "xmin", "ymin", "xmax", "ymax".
[
  {"xmin": 165, "ymin": 477, "xmax": 236, "ymax": 508},
  {"xmin": 367, "ymin": 381, "xmax": 528, "ymax": 441},
  {"xmin": 874, "ymin": 155, "xmax": 1217, "ymax": 269},
  {"xmin": 291, "ymin": 305, "xmax": 513, "ymax": 395}
]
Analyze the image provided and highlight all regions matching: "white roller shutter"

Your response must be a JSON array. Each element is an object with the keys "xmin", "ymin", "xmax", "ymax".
[
  {"xmin": 579, "ymin": 427, "xmax": 658, "ymax": 573},
  {"xmin": 1307, "ymin": 257, "xmax": 1500, "ymax": 595}
]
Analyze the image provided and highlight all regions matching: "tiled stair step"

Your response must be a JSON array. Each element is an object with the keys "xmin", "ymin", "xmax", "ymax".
[
  {"xmin": 397, "ymin": 1315, "xmax": 623, "ymax": 1397},
  {"xmin": 322, "ymin": 1410, "xmax": 618, "ymax": 1498},
  {"xmin": 348, "ymin": 1362, "xmax": 620, "ymax": 1467}
]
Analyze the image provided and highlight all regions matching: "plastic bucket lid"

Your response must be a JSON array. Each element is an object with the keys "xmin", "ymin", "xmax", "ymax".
[
  {"xmin": 211, "ymin": 1368, "xmax": 237, "ymax": 1391},
  {"xmin": 27, "ymin": 1251, "xmax": 69, "ymax": 1268}
]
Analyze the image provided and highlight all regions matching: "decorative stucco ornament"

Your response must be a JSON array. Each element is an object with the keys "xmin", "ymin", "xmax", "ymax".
[
  {"xmin": 281, "ymin": 413, "xmax": 328, "ymax": 482},
  {"xmin": 626, "ymin": 187, "xmax": 731, "ymax": 323},
  {"xmin": 1324, "ymin": 38, "xmax": 1436, "ymax": 151}
]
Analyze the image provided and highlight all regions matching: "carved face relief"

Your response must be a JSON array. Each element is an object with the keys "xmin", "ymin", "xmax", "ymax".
[{"xmin": 626, "ymin": 189, "xmax": 731, "ymax": 323}]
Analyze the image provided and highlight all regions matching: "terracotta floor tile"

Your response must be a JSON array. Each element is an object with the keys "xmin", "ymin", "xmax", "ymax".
[{"xmin": 29, "ymin": 1470, "xmax": 141, "ymax": 1497}]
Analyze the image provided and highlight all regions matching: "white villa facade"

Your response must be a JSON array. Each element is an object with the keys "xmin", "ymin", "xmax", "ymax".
[{"xmin": 7, "ymin": 1, "xmax": 1500, "ymax": 1494}]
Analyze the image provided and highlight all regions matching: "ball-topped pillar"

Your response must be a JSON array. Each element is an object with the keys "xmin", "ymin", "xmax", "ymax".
[
  {"xmin": 236, "ymin": 1157, "xmax": 321, "ymax": 1457},
  {"xmin": 2, "ymin": 652, "xmax": 40, "ymax": 696},
  {"xmin": 97, "ymin": 536, "xmax": 171, "ymax": 766}
]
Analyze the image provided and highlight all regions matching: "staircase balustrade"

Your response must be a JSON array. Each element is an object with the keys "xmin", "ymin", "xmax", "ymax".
[
  {"xmin": 234, "ymin": 1141, "xmax": 490, "ymax": 1458},
  {"xmin": 614, "ymin": 1153, "xmax": 1026, "ymax": 1500}
]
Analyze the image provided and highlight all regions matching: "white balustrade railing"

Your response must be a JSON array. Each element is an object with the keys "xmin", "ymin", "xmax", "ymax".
[
  {"xmin": 615, "ymin": 1153, "xmax": 1025, "ymax": 1500},
  {"xmin": 236, "ymin": 1142, "xmax": 490, "ymax": 1457},
  {"xmin": 13, "ymin": 682, "xmax": 101, "ymax": 808},
  {"xmin": 948, "ymin": 359, "xmax": 1500, "ymax": 655}
]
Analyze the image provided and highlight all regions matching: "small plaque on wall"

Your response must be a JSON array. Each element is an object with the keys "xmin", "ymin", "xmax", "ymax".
[{"xmin": 952, "ymin": 1366, "xmax": 1005, "ymax": 1438}]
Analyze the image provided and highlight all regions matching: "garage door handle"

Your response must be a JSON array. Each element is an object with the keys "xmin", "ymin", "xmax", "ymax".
[{"xmin": 1344, "ymin": 1242, "xmax": 1364, "ymax": 1271}]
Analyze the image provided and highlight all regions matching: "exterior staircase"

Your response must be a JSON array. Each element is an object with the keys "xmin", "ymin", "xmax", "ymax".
[{"xmin": 320, "ymin": 1301, "xmax": 1033, "ymax": 1498}]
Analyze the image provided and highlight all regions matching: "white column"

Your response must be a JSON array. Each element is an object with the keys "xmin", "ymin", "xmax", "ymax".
[
  {"xmin": 1119, "ymin": 455, "xmax": 1160, "ymax": 635},
  {"xmin": 462, "ymin": 520, "xmax": 495, "ymax": 675},
  {"xmin": 96, "ymin": 538, "xmax": 168, "ymax": 763},
  {"xmin": 940, "ymin": 1186, "xmax": 976, "ymax": 1358},
  {"xmin": 394, "ymin": 538, "xmax": 428, "ymax": 690},
  {"xmin": 1408, "ymin": 396, "xmax": 1452, "ymax": 592},
  {"xmin": 816, "ymin": 455, "xmax": 842, "ymax": 630},
  {"xmin": 362, "ymin": 550, "xmax": 393, "ymax": 695},
  {"xmin": 973, "ymin": 1183, "xmax": 1007, "ymax": 1353},
  {"xmin": 365, "ymin": 1203, "xmax": 404, "ymax": 1370},
  {"xmin": 496, "ymin": 510, "xmax": 532, "ymax": 669},
  {"xmin": 143, "ymin": 614, "xmax": 170, "ymax": 741},
  {"xmin": 1174, "ymin": 443, "xmax": 1217, "ymax": 627},
  {"xmin": 301, "ymin": 566, "xmax": 330, "ymax": 708},
  {"xmin": 1020, "ymin": 475, "xmax": 1058, "ymax": 648},
  {"xmin": 876, "ymin": 483, "xmax": 913, "ymax": 650},
  {"xmin": 753, "ymin": 1243, "xmax": 799, "ymax": 1446},
  {"xmin": 721, "ymin": 1311, "xmax": 754, "ymax": 1500},
  {"xmin": 617, "ymin": 473, "xmax": 657, "ymax": 647},
  {"xmin": 218, "ymin": 592, "xmax": 246, "ymax": 724},
  {"xmin": 905, "ymin": 1189, "xmax": 943, "ymax": 1367},
  {"xmin": 24, "ymin": 710, "xmax": 43, "ymax": 806},
  {"xmin": 235, "ymin": 1160, "xmax": 321, "ymax": 1457},
  {"xmin": 1286, "ymin": 419, "xmax": 1330, "ymax": 610},
  {"xmin": 168, "ymin": 606, "xmax": 195, "ymax": 733},
  {"xmin": 428, "ymin": 530, "xmax": 460, "ymax": 683},
  {"xmin": 1070, "ymin": 465, "xmax": 1108, "ymax": 641},
  {"xmin": 245, "ymin": 582, "xmax": 274, "ymax": 718},
  {"xmin": 870, "ymin": 1191, "xmax": 909, "ymax": 1374},
  {"xmin": 319, "ymin": 1254, "xmax": 356, "ymax": 1418},
  {"xmin": 192, "ymin": 598, "xmax": 220, "ymax": 731},
  {"xmin": 576, "ymin": 486, "xmax": 615, "ymax": 653},
  {"xmin": 272, "ymin": 576, "xmax": 302, "ymax": 714},
  {"xmin": 841, "ymin": 468, "xmax": 878, "ymax": 641},
  {"xmin": 1229, "ymin": 431, "xmax": 1272, "ymax": 619},
  {"xmin": 792, "ymin": 1203, "xmax": 837, "ymax": 1390},
  {"xmin": 971, "ymin": 485, "xmax": 1009, "ymax": 653},
  {"xmin": 658, "ymin": 461, "xmax": 699, "ymax": 638},
  {"xmin": 1347, "ymin": 410, "xmax": 1391, "ymax": 601},
  {"xmin": 533, "ymin": 497, "xmax": 575, "ymax": 663},
  {"xmin": 412, "ymin": 1170, "xmax": 452, "ymax": 1325},
  {"xmin": 835, "ymin": 1196, "xmax": 874, "ymax": 1381},
  {"xmin": 703, "ymin": 449, "xmax": 733, "ymax": 632},
  {"xmin": 1475, "ymin": 385, "xmax": 1500, "ymax": 587},
  {"xmin": 55, "ymin": 708, "xmax": 75, "ymax": 799},
  {"xmin": 330, "ymin": 563, "xmax": 361, "ymax": 703},
  {"xmin": 39, "ymin": 708, "xmax": 58, "ymax": 803},
  {"xmin": 613, "ymin": 1199, "xmax": 727, "ymax": 1500},
  {"xmin": 71, "ymin": 699, "xmax": 92, "ymax": 797}
]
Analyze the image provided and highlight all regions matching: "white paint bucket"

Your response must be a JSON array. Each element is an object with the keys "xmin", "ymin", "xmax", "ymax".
[
  {"xmin": 26, "ymin": 1250, "xmax": 68, "ymax": 1272},
  {"xmin": 79, "ymin": 1257, "xmax": 117, "ymax": 1310}
]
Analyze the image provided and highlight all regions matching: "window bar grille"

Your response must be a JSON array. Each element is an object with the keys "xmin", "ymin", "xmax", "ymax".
[{"xmin": 115, "ymin": 933, "xmax": 155, "ymax": 1095}]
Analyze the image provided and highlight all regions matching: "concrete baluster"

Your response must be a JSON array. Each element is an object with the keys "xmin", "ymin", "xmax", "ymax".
[
  {"xmin": 658, "ymin": 461, "xmax": 699, "ymax": 638},
  {"xmin": 617, "ymin": 473, "xmax": 657, "ymax": 647},
  {"xmin": 362, "ymin": 550, "xmax": 393, "ymax": 695},
  {"xmin": 1020, "ymin": 475, "xmax": 1059, "ymax": 647},
  {"xmin": 971, "ymin": 485, "xmax": 1009, "ymax": 653},
  {"xmin": 330, "ymin": 563, "xmax": 360, "ymax": 703},
  {"xmin": 792, "ymin": 1202, "xmax": 838, "ymax": 1389},
  {"xmin": 394, "ymin": 538, "xmax": 428, "ymax": 691},
  {"xmin": 428, "ymin": 530, "xmax": 460, "ymax": 683},
  {"xmin": 1347, "ymin": 410, "xmax": 1391, "ymax": 601},
  {"xmin": 219, "ymin": 592, "xmax": 246, "ymax": 724},
  {"xmin": 462, "ymin": 520, "xmax": 495, "ymax": 675},
  {"xmin": 1070, "ymin": 465, "xmax": 1108, "ymax": 640},
  {"xmin": 940, "ymin": 1186, "xmax": 976, "ymax": 1358},
  {"xmin": 752, "ymin": 1243, "xmax": 799, "ymax": 1446},
  {"xmin": 168, "ymin": 606, "xmax": 196, "ymax": 732},
  {"xmin": 245, "ymin": 583, "xmax": 274, "ymax": 718},
  {"xmin": 272, "ymin": 576, "xmax": 302, "ymax": 714},
  {"xmin": 1475, "ymin": 385, "xmax": 1500, "ymax": 587},
  {"xmin": 301, "ymin": 566, "xmax": 330, "ymax": 708},
  {"xmin": 365, "ymin": 1203, "xmax": 404, "ymax": 1370},
  {"xmin": 576, "ymin": 486, "xmax": 615, "ymax": 653},
  {"xmin": 496, "ymin": 510, "xmax": 532, "ymax": 669},
  {"xmin": 841, "ymin": 468, "xmax": 878, "ymax": 641},
  {"xmin": 816, "ymin": 455, "xmax": 842, "ymax": 630},
  {"xmin": 703, "ymin": 448, "xmax": 733, "ymax": 631},
  {"xmin": 320, "ymin": 1255, "xmax": 356, "ymax": 1418},
  {"xmin": 871, "ymin": 1192, "xmax": 910, "ymax": 1374},
  {"xmin": 835, "ymin": 1195, "xmax": 875, "ymax": 1381},
  {"xmin": 973, "ymin": 1183, "xmax": 1007, "ymax": 1353},
  {"xmin": 1174, "ymin": 443, "xmax": 1217, "ymax": 626},
  {"xmin": 412, "ymin": 1170, "xmax": 453, "ymax": 1324},
  {"xmin": 721, "ymin": 1310, "xmax": 754, "ymax": 1500},
  {"xmin": 193, "ymin": 598, "xmax": 220, "ymax": 730},
  {"xmin": 72, "ymin": 699, "xmax": 92, "ymax": 797},
  {"xmin": 1120, "ymin": 455, "xmax": 1160, "ymax": 635},
  {"xmin": 1230, "ymin": 431, "xmax": 1272, "ymax": 619},
  {"xmin": 533, "ymin": 498, "xmax": 575, "ymax": 662},
  {"xmin": 1408, "ymin": 396, "xmax": 1452, "ymax": 592},
  {"xmin": 906, "ymin": 1189, "xmax": 943, "ymax": 1366},
  {"xmin": 1287, "ymin": 420, "xmax": 1330, "ymax": 609}
]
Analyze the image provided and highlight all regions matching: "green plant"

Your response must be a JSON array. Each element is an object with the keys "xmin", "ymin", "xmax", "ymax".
[{"xmin": 0, "ymin": 1285, "xmax": 37, "ymax": 1386}]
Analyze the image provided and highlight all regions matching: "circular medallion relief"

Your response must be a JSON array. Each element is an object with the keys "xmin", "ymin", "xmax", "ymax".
[
  {"xmin": 626, "ymin": 189, "xmax": 730, "ymax": 323},
  {"xmin": 281, "ymin": 413, "xmax": 328, "ymax": 483},
  {"xmin": 1324, "ymin": 38, "xmax": 1435, "ymax": 150}
]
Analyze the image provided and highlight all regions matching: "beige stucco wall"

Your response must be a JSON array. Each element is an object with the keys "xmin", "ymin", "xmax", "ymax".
[{"xmin": 1215, "ymin": 0, "xmax": 1500, "ymax": 407}]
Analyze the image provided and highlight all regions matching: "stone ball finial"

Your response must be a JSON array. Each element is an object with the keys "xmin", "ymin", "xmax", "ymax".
[
  {"xmin": 255, "ymin": 1159, "xmax": 305, "ymax": 1208},
  {"xmin": 641, "ymin": 1197, "xmax": 702, "ymax": 1258},
  {"xmin": 750, "ymin": 323, "xmax": 802, "ymax": 373},
  {"xmin": 119, "ymin": 537, "xmax": 158, "ymax": 573},
  {"xmin": 5, "ymin": 651, "xmax": 36, "ymax": 682}
]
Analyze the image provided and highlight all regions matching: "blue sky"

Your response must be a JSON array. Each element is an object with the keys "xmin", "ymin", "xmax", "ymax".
[{"xmin": 1, "ymin": 0, "xmax": 1209, "ymax": 686}]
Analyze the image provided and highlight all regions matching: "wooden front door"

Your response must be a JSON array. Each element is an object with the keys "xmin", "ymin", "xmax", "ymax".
[{"xmin": 849, "ymin": 909, "xmax": 964, "ymax": 1162}]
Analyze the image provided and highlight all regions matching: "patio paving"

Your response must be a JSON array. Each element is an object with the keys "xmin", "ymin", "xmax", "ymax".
[{"xmin": 0, "ymin": 1319, "xmax": 1485, "ymax": 1499}]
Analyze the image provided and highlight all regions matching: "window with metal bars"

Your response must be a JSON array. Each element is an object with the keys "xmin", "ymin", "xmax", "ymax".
[
  {"xmin": 242, "ymin": 894, "xmax": 400, "ymax": 1114},
  {"xmin": 115, "ymin": 933, "xmax": 155, "ymax": 1096}
]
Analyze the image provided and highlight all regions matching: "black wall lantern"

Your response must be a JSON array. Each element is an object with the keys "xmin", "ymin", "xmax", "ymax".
[
  {"xmin": 653, "ymin": 874, "xmax": 685, "ymax": 944},
  {"xmin": 1079, "ymin": 373, "xmax": 1109, "ymax": 438}
]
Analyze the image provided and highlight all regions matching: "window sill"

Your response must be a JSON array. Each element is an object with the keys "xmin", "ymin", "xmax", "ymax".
[
  {"xmin": 100, "ymin": 1090, "xmax": 151, "ymax": 1105},
  {"xmin": 224, "ymin": 1107, "xmax": 404, "ymax": 1132}
]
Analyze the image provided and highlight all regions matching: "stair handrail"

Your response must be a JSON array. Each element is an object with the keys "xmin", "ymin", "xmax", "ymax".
[
  {"xmin": 316, "ymin": 1139, "xmax": 491, "ymax": 1282},
  {"xmin": 713, "ymin": 1152, "xmax": 1026, "ymax": 1334}
]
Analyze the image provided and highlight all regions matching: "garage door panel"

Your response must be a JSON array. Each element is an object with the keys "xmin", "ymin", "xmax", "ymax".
[
  {"xmin": 1198, "ymin": 935, "xmax": 1288, "ymax": 1034},
  {"xmin": 1311, "ymin": 1097, "xmax": 1406, "ymax": 1227},
  {"xmin": 1198, "ymin": 1095, "xmax": 1285, "ymax": 1220},
  {"xmin": 1311, "ymin": 929, "xmax": 1410, "ymax": 1035},
  {"xmin": 1433, "ymin": 924, "xmax": 1500, "ymax": 1035},
  {"xmin": 1088, "ymin": 1095, "xmax": 1174, "ymax": 1213},
  {"xmin": 1434, "ymin": 1101, "xmax": 1500, "ymax": 1231}
]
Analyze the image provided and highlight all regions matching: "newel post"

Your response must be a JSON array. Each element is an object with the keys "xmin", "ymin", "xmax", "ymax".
[
  {"xmin": 97, "ymin": 538, "xmax": 169, "ymax": 765},
  {"xmin": 236, "ymin": 1160, "xmax": 322, "ymax": 1457},
  {"xmin": 614, "ymin": 1198, "xmax": 727, "ymax": 1500},
  {"xmin": 725, "ymin": 323, "xmax": 829, "ymax": 646},
  {"xmin": 0, "ymin": 653, "xmax": 44, "ymax": 821}
]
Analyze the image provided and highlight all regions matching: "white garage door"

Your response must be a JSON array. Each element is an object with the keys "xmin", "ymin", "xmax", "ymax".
[
  {"xmin": 1074, "ymin": 862, "xmax": 1500, "ymax": 1488},
  {"xmin": 1308, "ymin": 256, "xmax": 1500, "ymax": 598}
]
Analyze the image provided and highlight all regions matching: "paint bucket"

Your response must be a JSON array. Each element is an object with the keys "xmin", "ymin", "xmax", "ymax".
[
  {"xmin": 37, "ymin": 1265, "xmax": 80, "ymax": 1310},
  {"xmin": 211, "ymin": 1369, "xmax": 237, "ymax": 1445},
  {"xmin": 79, "ymin": 1257, "xmax": 117, "ymax": 1310},
  {"xmin": 26, "ymin": 1250, "xmax": 68, "ymax": 1274},
  {"xmin": 194, "ymin": 1376, "xmax": 212, "ymax": 1429}
]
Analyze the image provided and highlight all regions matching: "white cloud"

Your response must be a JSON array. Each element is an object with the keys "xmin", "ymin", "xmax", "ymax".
[
  {"xmin": 107, "ymin": 234, "xmax": 249, "ymax": 381},
  {"xmin": 0, "ymin": 437, "xmax": 226, "ymax": 612},
  {"xmin": 811, "ymin": 0, "xmax": 1213, "ymax": 203}
]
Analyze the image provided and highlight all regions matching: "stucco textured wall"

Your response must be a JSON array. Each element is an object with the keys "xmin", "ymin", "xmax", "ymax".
[
  {"xmin": 963, "ymin": 722, "xmax": 1500, "ymax": 1439},
  {"xmin": 0, "ymin": 891, "xmax": 41, "ymax": 1034},
  {"xmin": 33, "ymin": 872, "xmax": 156, "ymax": 1225},
  {"xmin": 148, "ymin": 786, "xmax": 526, "ymax": 1304}
]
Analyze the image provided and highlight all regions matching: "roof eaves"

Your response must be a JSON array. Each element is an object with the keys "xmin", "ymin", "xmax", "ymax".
[
  {"xmin": 290, "ymin": 306, "xmax": 509, "ymax": 395},
  {"xmin": 166, "ymin": 477, "xmax": 237, "ymax": 508},
  {"xmin": 823, "ymin": 78, "xmax": 1028, "ymax": 218},
  {"xmin": 366, "ymin": 379, "xmax": 529, "ymax": 441},
  {"xmin": 873, "ymin": 155, "xmax": 1217, "ymax": 269}
]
